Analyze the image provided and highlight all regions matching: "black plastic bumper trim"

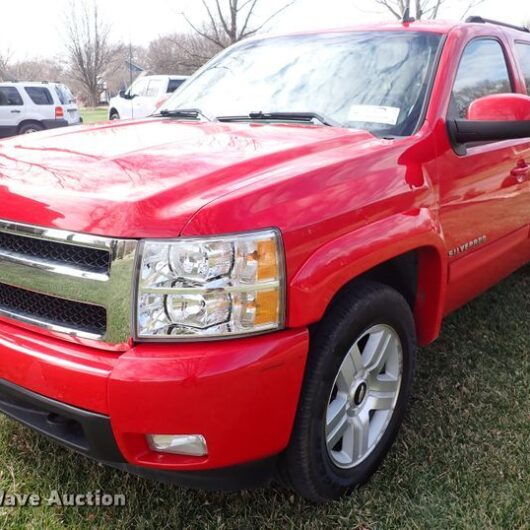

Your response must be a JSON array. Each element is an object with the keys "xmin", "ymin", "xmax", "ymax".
[
  {"xmin": 0, "ymin": 378, "xmax": 124, "ymax": 463},
  {"xmin": 41, "ymin": 119, "xmax": 69, "ymax": 130},
  {"xmin": 114, "ymin": 456, "xmax": 278, "ymax": 492},
  {"xmin": 0, "ymin": 126, "xmax": 17, "ymax": 139}
]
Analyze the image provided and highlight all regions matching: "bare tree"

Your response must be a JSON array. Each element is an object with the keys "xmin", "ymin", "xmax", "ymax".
[
  {"xmin": 0, "ymin": 50, "xmax": 11, "ymax": 82},
  {"xmin": 181, "ymin": 0, "xmax": 297, "ymax": 50},
  {"xmin": 146, "ymin": 33, "xmax": 219, "ymax": 74},
  {"xmin": 176, "ymin": 33, "xmax": 222, "ymax": 69},
  {"xmin": 6, "ymin": 58, "xmax": 65, "ymax": 83},
  {"xmin": 103, "ymin": 45, "xmax": 147, "ymax": 95},
  {"xmin": 373, "ymin": 0, "xmax": 484, "ymax": 20},
  {"xmin": 64, "ymin": 0, "xmax": 121, "ymax": 106}
]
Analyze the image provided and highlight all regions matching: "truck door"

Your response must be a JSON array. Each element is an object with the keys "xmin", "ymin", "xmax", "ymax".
[
  {"xmin": 438, "ymin": 38, "xmax": 530, "ymax": 312},
  {"xmin": 514, "ymin": 40, "xmax": 530, "ymax": 228},
  {"xmin": 143, "ymin": 78, "xmax": 164, "ymax": 116},
  {"xmin": 131, "ymin": 78, "xmax": 150, "ymax": 119}
]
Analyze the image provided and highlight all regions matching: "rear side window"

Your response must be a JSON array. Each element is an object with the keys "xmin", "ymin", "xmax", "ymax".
[
  {"xmin": 167, "ymin": 79, "xmax": 185, "ymax": 93},
  {"xmin": 0, "ymin": 87, "xmax": 23, "ymax": 106},
  {"xmin": 25, "ymin": 86, "xmax": 54, "ymax": 105},
  {"xmin": 54, "ymin": 85, "xmax": 74, "ymax": 105},
  {"xmin": 515, "ymin": 42, "xmax": 530, "ymax": 94},
  {"xmin": 449, "ymin": 39, "xmax": 513, "ymax": 118},
  {"xmin": 54, "ymin": 86, "xmax": 67, "ymax": 104}
]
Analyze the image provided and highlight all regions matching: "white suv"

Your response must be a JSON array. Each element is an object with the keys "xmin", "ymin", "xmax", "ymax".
[
  {"xmin": 0, "ymin": 82, "xmax": 81, "ymax": 138},
  {"xmin": 108, "ymin": 75, "xmax": 189, "ymax": 120}
]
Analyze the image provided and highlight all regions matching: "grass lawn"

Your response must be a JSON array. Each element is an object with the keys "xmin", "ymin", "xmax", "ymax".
[
  {"xmin": 0, "ymin": 265, "xmax": 528, "ymax": 529},
  {"xmin": 79, "ymin": 107, "xmax": 109, "ymax": 124}
]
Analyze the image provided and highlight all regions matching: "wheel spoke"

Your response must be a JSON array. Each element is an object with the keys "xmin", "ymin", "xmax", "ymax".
[
  {"xmin": 368, "ymin": 374, "xmax": 400, "ymax": 394},
  {"xmin": 325, "ymin": 398, "xmax": 348, "ymax": 449},
  {"xmin": 348, "ymin": 410, "xmax": 370, "ymax": 461},
  {"xmin": 367, "ymin": 392, "xmax": 396, "ymax": 411},
  {"xmin": 335, "ymin": 344, "xmax": 363, "ymax": 392},
  {"xmin": 363, "ymin": 329, "xmax": 394, "ymax": 373}
]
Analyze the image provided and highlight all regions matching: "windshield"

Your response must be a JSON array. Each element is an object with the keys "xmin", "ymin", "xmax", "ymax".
[{"xmin": 163, "ymin": 31, "xmax": 442, "ymax": 136}]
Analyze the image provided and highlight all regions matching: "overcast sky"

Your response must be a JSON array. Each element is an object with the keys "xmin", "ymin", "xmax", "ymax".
[{"xmin": 1, "ymin": 0, "xmax": 529, "ymax": 60}]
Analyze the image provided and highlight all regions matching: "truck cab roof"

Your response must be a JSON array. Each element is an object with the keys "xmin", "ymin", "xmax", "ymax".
[{"xmin": 271, "ymin": 17, "xmax": 530, "ymax": 39}]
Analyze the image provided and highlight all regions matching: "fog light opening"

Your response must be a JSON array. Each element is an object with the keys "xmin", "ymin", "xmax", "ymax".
[{"xmin": 146, "ymin": 434, "xmax": 208, "ymax": 457}]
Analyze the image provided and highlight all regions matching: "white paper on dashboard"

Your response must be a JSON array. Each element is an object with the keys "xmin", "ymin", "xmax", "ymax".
[{"xmin": 347, "ymin": 105, "xmax": 401, "ymax": 125}]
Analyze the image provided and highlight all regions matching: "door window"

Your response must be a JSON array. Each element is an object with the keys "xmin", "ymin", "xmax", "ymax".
[
  {"xmin": 24, "ymin": 86, "xmax": 54, "ymax": 105},
  {"xmin": 449, "ymin": 39, "xmax": 513, "ymax": 118},
  {"xmin": 0, "ymin": 87, "xmax": 23, "ymax": 106},
  {"xmin": 129, "ymin": 79, "xmax": 149, "ymax": 98},
  {"xmin": 146, "ymin": 79, "xmax": 163, "ymax": 97},
  {"xmin": 515, "ymin": 42, "xmax": 530, "ymax": 94}
]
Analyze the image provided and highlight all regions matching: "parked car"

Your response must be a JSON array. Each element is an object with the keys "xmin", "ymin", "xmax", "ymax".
[
  {"xmin": 108, "ymin": 75, "xmax": 189, "ymax": 120},
  {"xmin": 0, "ymin": 17, "xmax": 529, "ymax": 502},
  {"xmin": 0, "ymin": 82, "xmax": 81, "ymax": 138}
]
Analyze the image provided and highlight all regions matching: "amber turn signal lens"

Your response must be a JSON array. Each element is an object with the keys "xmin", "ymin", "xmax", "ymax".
[
  {"xmin": 254, "ymin": 290, "xmax": 280, "ymax": 326},
  {"xmin": 257, "ymin": 239, "xmax": 280, "ymax": 281}
]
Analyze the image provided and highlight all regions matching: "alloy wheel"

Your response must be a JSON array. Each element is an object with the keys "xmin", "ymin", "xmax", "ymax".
[{"xmin": 325, "ymin": 324, "xmax": 403, "ymax": 469}]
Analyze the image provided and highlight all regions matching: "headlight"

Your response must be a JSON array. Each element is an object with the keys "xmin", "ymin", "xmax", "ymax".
[{"xmin": 135, "ymin": 229, "xmax": 285, "ymax": 340}]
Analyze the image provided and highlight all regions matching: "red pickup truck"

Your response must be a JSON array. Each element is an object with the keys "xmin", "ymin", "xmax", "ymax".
[{"xmin": 0, "ymin": 17, "xmax": 529, "ymax": 502}]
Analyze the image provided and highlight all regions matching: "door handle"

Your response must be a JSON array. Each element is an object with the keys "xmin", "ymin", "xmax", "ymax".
[
  {"xmin": 511, "ymin": 165, "xmax": 529, "ymax": 183},
  {"xmin": 10, "ymin": 110, "xmax": 21, "ymax": 114}
]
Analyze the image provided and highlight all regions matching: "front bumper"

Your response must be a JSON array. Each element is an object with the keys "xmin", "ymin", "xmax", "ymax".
[
  {"xmin": 0, "ymin": 320, "xmax": 308, "ymax": 488},
  {"xmin": 0, "ymin": 378, "xmax": 281, "ymax": 490}
]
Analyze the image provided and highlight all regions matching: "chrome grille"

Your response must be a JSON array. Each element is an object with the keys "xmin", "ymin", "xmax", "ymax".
[
  {"xmin": 0, "ymin": 283, "xmax": 107, "ymax": 336},
  {"xmin": 0, "ymin": 220, "xmax": 138, "ymax": 349},
  {"xmin": 0, "ymin": 231, "xmax": 111, "ymax": 273}
]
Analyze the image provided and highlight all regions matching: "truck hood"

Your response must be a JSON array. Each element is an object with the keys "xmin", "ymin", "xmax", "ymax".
[{"xmin": 0, "ymin": 118, "xmax": 376, "ymax": 237}]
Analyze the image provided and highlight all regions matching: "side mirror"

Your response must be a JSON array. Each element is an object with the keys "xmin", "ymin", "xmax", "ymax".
[
  {"xmin": 448, "ymin": 94, "xmax": 530, "ymax": 152},
  {"xmin": 120, "ymin": 90, "xmax": 135, "ymax": 100},
  {"xmin": 468, "ymin": 93, "xmax": 530, "ymax": 121}
]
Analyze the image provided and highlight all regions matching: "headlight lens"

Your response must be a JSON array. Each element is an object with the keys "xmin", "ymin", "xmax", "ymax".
[{"xmin": 136, "ymin": 230, "xmax": 284, "ymax": 339}]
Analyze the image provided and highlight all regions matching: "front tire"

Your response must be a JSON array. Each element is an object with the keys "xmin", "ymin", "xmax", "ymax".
[
  {"xmin": 281, "ymin": 281, "xmax": 416, "ymax": 502},
  {"xmin": 109, "ymin": 110, "xmax": 120, "ymax": 120}
]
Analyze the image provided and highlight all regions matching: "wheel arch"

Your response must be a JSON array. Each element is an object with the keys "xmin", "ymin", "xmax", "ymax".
[
  {"xmin": 288, "ymin": 210, "xmax": 448, "ymax": 346},
  {"xmin": 17, "ymin": 119, "xmax": 44, "ymax": 134}
]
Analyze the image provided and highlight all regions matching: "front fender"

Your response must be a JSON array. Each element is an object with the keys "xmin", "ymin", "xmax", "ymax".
[{"xmin": 288, "ymin": 208, "xmax": 448, "ymax": 345}]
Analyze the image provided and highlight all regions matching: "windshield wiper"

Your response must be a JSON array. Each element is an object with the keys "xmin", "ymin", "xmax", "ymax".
[
  {"xmin": 153, "ymin": 108, "xmax": 214, "ymax": 122},
  {"xmin": 217, "ymin": 111, "xmax": 341, "ymax": 127}
]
